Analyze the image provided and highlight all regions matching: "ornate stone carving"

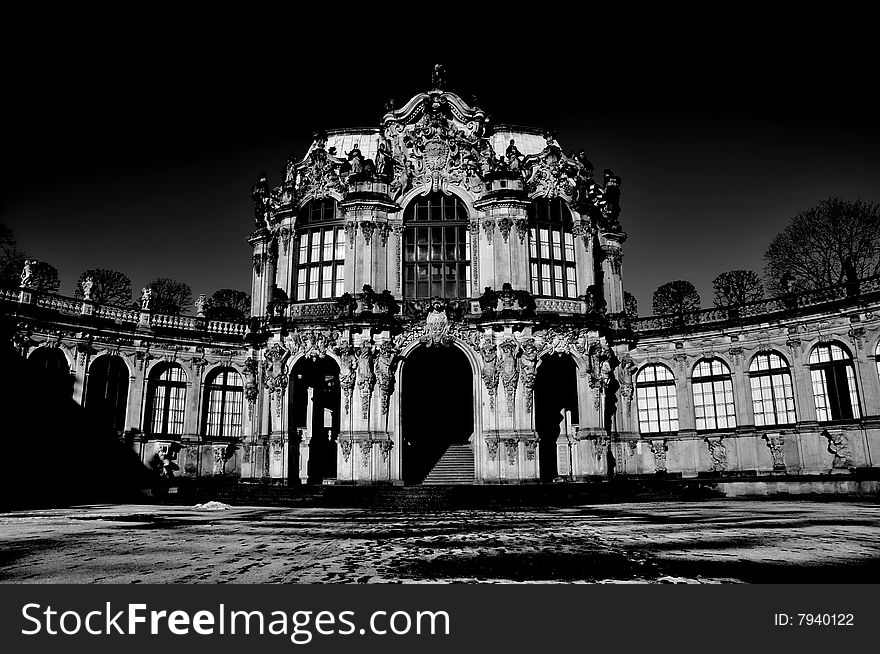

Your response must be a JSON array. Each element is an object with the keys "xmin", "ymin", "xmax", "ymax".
[
  {"xmin": 359, "ymin": 440, "xmax": 372, "ymax": 468},
  {"xmin": 360, "ymin": 221, "xmax": 376, "ymax": 246},
  {"xmin": 424, "ymin": 300, "xmax": 451, "ymax": 346},
  {"xmin": 264, "ymin": 343, "xmax": 289, "ymax": 417},
  {"xmin": 602, "ymin": 243, "xmax": 623, "ymax": 275},
  {"xmin": 497, "ymin": 216, "xmax": 513, "ymax": 243},
  {"xmin": 376, "ymin": 221, "xmax": 392, "ymax": 247},
  {"xmin": 379, "ymin": 440, "xmax": 393, "ymax": 463},
  {"xmin": 340, "ymin": 438, "xmax": 353, "ymax": 463},
  {"xmin": 486, "ymin": 438, "xmax": 499, "ymax": 462},
  {"xmin": 479, "ymin": 336, "xmax": 500, "ymax": 411},
  {"xmin": 649, "ymin": 439, "xmax": 668, "ymax": 473},
  {"xmin": 822, "ymin": 430, "xmax": 854, "ymax": 469},
  {"xmin": 285, "ymin": 329, "xmax": 336, "ymax": 360},
  {"xmin": 504, "ymin": 439, "xmax": 518, "ymax": 466},
  {"xmin": 374, "ymin": 340, "xmax": 399, "ymax": 415},
  {"xmin": 498, "ymin": 339, "xmax": 519, "ymax": 414},
  {"xmin": 335, "ymin": 346, "xmax": 357, "ymax": 415},
  {"xmin": 482, "ymin": 219, "xmax": 495, "ymax": 245},
  {"xmin": 525, "ymin": 439, "xmax": 538, "ymax": 461},
  {"xmin": 513, "ymin": 217, "xmax": 529, "ymax": 244},
  {"xmin": 243, "ymin": 356, "xmax": 258, "ymax": 415},
  {"xmin": 519, "ymin": 338, "xmax": 539, "ymax": 412},
  {"xmin": 382, "ymin": 89, "xmax": 488, "ymax": 197},
  {"xmin": 356, "ymin": 342, "xmax": 376, "ymax": 420},
  {"xmin": 288, "ymin": 131, "xmax": 345, "ymax": 201},
  {"xmin": 242, "ymin": 445, "xmax": 251, "ymax": 464},
  {"xmin": 271, "ymin": 441, "xmax": 284, "ymax": 463},
  {"xmin": 762, "ymin": 433, "xmax": 786, "ymax": 470},
  {"xmin": 212, "ymin": 445, "xmax": 227, "ymax": 475},
  {"xmin": 705, "ymin": 437, "xmax": 728, "ymax": 472},
  {"xmin": 140, "ymin": 287, "xmax": 152, "ymax": 311},
  {"xmin": 345, "ymin": 221, "xmax": 358, "ymax": 248}
]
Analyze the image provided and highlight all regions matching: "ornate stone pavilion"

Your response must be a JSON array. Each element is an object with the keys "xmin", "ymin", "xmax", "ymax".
[{"xmin": 3, "ymin": 67, "xmax": 879, "ymax": 494}]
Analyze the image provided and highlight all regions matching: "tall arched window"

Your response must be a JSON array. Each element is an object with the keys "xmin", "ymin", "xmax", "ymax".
[
  {"xmin": 636, "ymin": 364, "xmax": 679, "ymax": 433},
  {"xmin": 692, "ymin": 358, "xmax": 737, "ymax": 430},
  {"xmin": 403, "ymin": 192, "xmax": 470, "ymax": 298},
  {"xmin": 295, "ymin": 199, "xmax": 345, "ymax": 300},
  {"xmin": 528, "ymin": 198, "xmax": 577, "ymax": 298},
  {"xmin": 147, "ymin": 363, "xmax": 187, "ymax": 435},
  {"xmin": 28, "ymin": 347, "xmax": 71, "ymax": 389},
  {"xmin": 809, "ymin": 342, "xmax": 861, "ymax": 421},
  {"xmin": 86, "ymin": 355, "xmax": 130, "ymax": 432},
  {"xmin": 204, "ymin": 368, "xmax": 244, "ymax": 438},
  {"xmin": 748, "ymin": 351, "xmax": 796, "ymax": 426}
]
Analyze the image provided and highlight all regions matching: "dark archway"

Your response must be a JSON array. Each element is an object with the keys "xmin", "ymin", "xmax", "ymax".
[
  {"xmin": 86, "ymin": 355, "xmax": 130, "ymax": 434},
  {"xmin": 534, "ymin": 353, "xmax": 579, "ymax": 481},
  {"xmin": 28, "ymin": 347, "xmax": 72, "ymax": 398},
  {"xmin": 400, "ymin": 344, "xmax": 474, "ymax": 484},
  {"xmin": 290, "ymin": 356, "xmax": 340, "ymax": 484}
]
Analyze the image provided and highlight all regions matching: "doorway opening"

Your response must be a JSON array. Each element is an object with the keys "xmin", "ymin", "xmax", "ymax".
[
  {"xmin": 534, "ymin": 353, "xmax": 579, "ymax": 481},
  {"xmin": 290, "ymin": 356, "xmax": 340, "ymax": 484},
  {"xmin": 400, "ymin": 344, "xmax": 474, "ymax": 484}
]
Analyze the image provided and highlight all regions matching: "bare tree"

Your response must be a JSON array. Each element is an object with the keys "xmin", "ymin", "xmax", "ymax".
[
  {"xmin": 624, "ymin": 291, "xmax": 638, "ymax": 319},
  {"xmin": 205, "ymin": 288, "xmax": 251, "ymax": 322},
  {"xmin": 74, "ymin": 268, "xmax": 133, "ymax": 306},
  {"xmin": 148, "ymin": 278, "xmax": 192, "ymax": 315},
  {"xmin": 652, "ymin": 280, "xmax": 700, "ymax": 317},
  {"xmin": 0, "ymin": 224, "xmax": 26, "ymax": 287},
  {"xmin": 764, "ymin": 197, "xmax": 880, "ymax": 295},
  {"xmin": 30, "ymin": 260, "xmax": 61, "ymax": 294},
  {"xmin": 712, "ymin": 269, "xmax": 764, "ymax": 308}
]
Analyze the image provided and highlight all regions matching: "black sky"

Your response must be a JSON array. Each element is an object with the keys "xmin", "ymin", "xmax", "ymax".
[{"xmin": 2, "ymin": 20, "xmax": 877, "ymax": 315}]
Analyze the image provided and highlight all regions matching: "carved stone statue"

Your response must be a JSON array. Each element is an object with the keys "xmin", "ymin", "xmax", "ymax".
[
  {"xmin": 346, "ymin": 144, "xmax": 364, "ymax": 177},
  {"xmin": 506, "ymin": 139, "xmax": 523, "ymax": 172},
  {"xmin": 20, "ymin": 259, "xmax": 34, "ymax": 288},
  {"xmin": 375, "ymin": 142, "xmax": 393, "ymax": 180},
  {"xmin": 140, "ymin": 287, "xmax": 152, "ymax": 311},
  {"xmin": 81, "ymin": 276, "xmax": 94, "ymax": 301},
  {"xmin": 195, "ymin": 293, "xmax": 207, "ymax": 318},
  {"xmin": 480, "ymin": 339, "xmax": 500, "ymax": 411}
]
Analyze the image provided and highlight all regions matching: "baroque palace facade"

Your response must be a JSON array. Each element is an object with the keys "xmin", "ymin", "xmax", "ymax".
[{"xmin": 4, "ymin": 69, "xmax": 880, "ymax": 494}]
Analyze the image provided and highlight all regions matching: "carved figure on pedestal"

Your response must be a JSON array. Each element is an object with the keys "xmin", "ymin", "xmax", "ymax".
[
  {"xmin": 81, "ymin": 276, "xmax": 94, "ymax": 301},
  {"xmin": 140, "ymin": 287, "xmax": 152, "ymax": 311},
  {"xmin": 20, "ymin": 260, "xmax": 35, "ymax": 289},
  {"xmin": 823, "ymin": 429, "xmax": 854, "ymax": 469},
  {"xmin": 480, "ymin": 338, "xmax": 500, "ymax": 411}
]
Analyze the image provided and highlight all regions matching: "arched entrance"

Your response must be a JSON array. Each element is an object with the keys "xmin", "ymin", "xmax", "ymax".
[
  {"xmin": 290, "ymin": 356, "xmax": 340, "ymax": 484},
  {"xmin": 534, "ymin": 353, "xmax": 579, "ymax": 481},
  {"xmin": 400, "ymin": 344, "xmax": 474, "ymax": 484}
]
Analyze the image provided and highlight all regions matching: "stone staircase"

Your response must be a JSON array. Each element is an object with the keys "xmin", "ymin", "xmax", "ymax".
[{"xmin": 421, "ymin": 443, "xmax": 475, "ymax": 485}]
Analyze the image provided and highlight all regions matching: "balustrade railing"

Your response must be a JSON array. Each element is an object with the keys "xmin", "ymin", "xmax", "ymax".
[
  {"xmin": 150, "ymin": 313, "xmax": 198, "ymax": 330},
  {"xmin": 94, "ymin": 305, "xmax": 139, "ymax": 322},
  {"xmin": 632, "ymin": 274, "xmax": 880, "ymax": 333},
  {"xmin": 288, "ymin": 301, "xmax": 339, "ymax": 318},
  {"xmin": 207, "ymin": 320, "xmax": 248, "ymax": 336}
]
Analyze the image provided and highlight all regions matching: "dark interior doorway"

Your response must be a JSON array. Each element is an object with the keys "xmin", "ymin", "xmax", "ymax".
[
  {"xmin": 534, "ymin": 353, "xmax": 579, "ymax": 481},
  {"xmin": 401, "ymin": 344, "xmax": 473, "ymax": 484},
  {"xmin": 290, "ymin": 356, "xmax": 340, "ymax": 484}
]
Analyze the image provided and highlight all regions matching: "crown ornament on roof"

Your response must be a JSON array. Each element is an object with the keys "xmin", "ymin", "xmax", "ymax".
[{"xmin": 431, "ymin": 64, "xmax": 447, "ymax": 90}]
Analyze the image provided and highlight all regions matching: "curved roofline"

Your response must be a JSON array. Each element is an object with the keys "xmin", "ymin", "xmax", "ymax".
[{"xmin": 492, "ymin": 124, "xmax": 548, "ymax": 136}]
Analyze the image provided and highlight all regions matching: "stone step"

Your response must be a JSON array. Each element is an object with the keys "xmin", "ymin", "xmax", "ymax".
[{"xmin": 422, "ymin": 444, "xmax": 474, "ymax": 486}]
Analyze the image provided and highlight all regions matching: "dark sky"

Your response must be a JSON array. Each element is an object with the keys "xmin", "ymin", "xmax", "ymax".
[{"xmin": 3, "ymin": 24, "xmax": 877, "ymax": 316}]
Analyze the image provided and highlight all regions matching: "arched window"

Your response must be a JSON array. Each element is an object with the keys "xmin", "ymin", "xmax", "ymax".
[
  {"xmin": 204, "ymin": 368, "xmax": 244, "ymax": 438},
  {"xmin": 403, "ymin": 192, "xmax": 470, "ymax": 299},
  {"xmin": 28, "ymin": 347, "xmax": 72, "ymax": 396},
  {"xmin": 636, "ymin": 364, "xmax": 679, "ymax": 433},
  {"xmin": 295, "ymin": 199, "xmax": 345, "ymax": 300},
  {"xmin": 809, "ymin": 342, "xmax": 861, "ymax": 421},
  {"xmin": 528, "ymin": 198, "xmax": 577, "ymax": 298},
  {"xmin": 147, "ymin": 363, "xmax": 187, "ymax": 435},
  {"xmin": 692, "ymin": 358, "xmax": 736, "ymax": 430},
  {"xmin": 748, "ymin": 352, "xmax": 796, "ymax": 426},
  {"xmin": 86, "ymin": 355, "xmax": 130, "ymax": 432}
]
